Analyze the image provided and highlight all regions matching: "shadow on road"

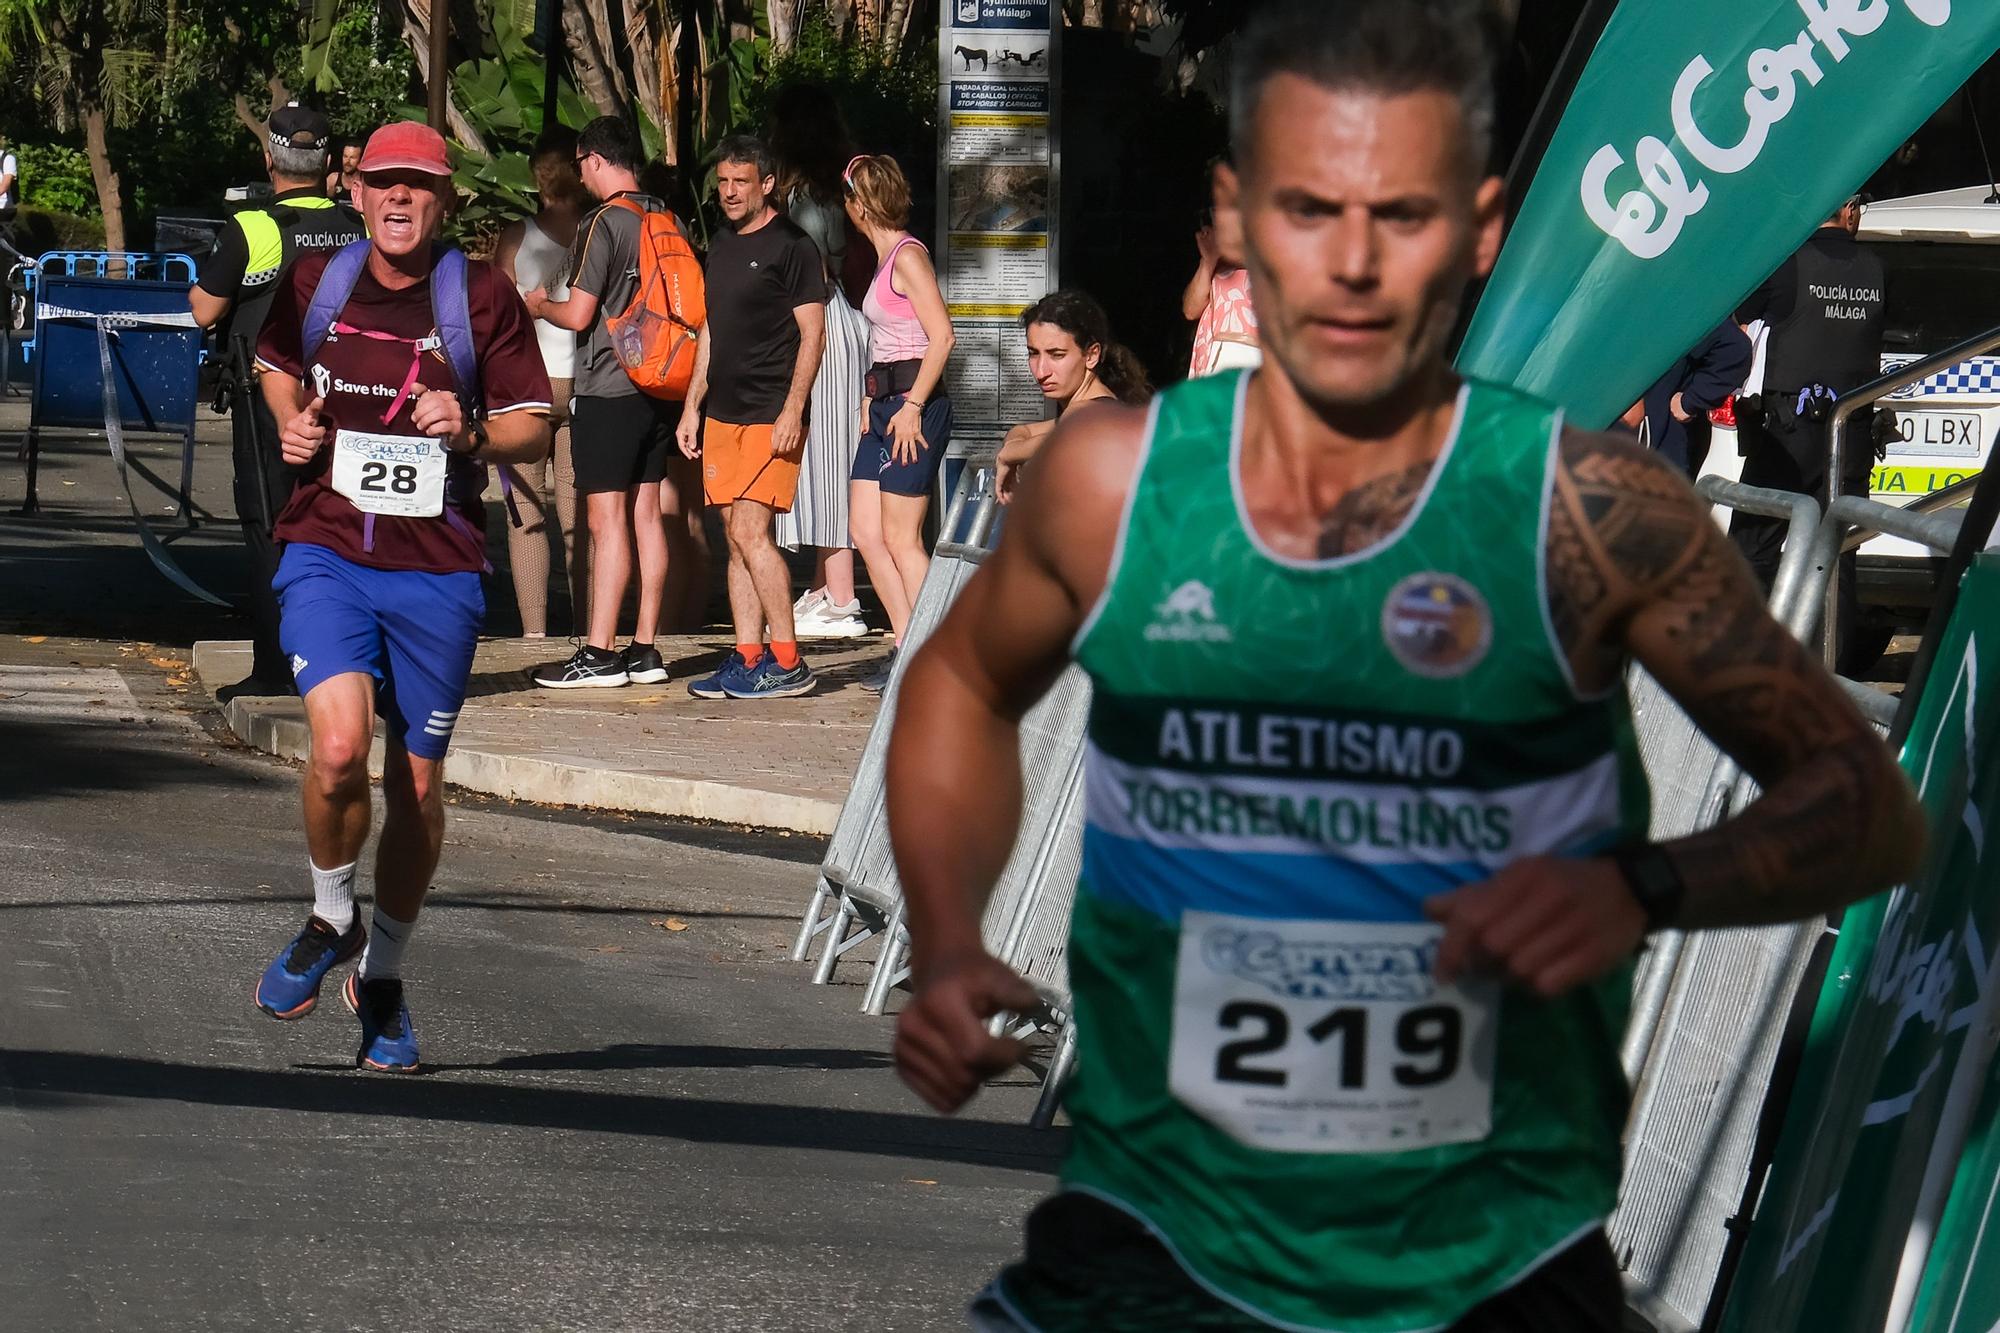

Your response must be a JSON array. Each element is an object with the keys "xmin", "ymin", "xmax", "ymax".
[
  {"xmin": 0, "ymin": 1047, "xmax": 1064, "ymax": 1174},
  {"xmin": 0, "ymin": 890, "xmax": 796, "ymax": 921},
  {"xmin": 430, "ymin": 1042, "xmax": 895, "ymax": 1073},
  {"xmin": 0, "ymin": 719, "xmax": 260, "ymax": 803}
]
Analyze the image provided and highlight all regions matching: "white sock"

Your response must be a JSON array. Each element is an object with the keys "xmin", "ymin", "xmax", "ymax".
[
  {"xmin": 359, "ymin": 907, "xmax": 416, "ymax": 981},
  {"xmin": 310, "ymin": 860, "xmax": 357, "ymax": 933}
]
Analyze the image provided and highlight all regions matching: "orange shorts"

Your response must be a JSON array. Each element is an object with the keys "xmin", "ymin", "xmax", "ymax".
[{"xmin": 700, "ymin": 418, "xmax": 800, "ymax": 511}]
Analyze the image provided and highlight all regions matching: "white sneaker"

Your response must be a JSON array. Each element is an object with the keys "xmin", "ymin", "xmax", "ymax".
[
  {"xmin": 796, "ymin": 597, "xmax": 869, "ymax": 639},
  {"xmin": 793, "ymin": 588, "xmax": 829, "ymax": 619}
]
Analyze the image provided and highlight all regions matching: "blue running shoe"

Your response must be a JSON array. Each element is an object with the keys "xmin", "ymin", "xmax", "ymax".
[
  {"xmin": 687, "ymin": 650, "xmax": 755, "ymax": 700},
  {"xmin": 723, "ymin": 654, "xmax": 815, "ymax": 699},
  {"xmin": 344, "ymin": 973, "xmax": 421, "ymax": 1073},
  {"xmin": 255, "ymin": 915, "xmax": 365, "ymax": 1020}
]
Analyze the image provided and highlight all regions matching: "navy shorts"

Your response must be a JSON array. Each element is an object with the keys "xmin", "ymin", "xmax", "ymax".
[
  {"xmin": 851, "ymin": 393, "xmax": 955, "ymax": 497},
  {"xmin": 273, "ymin": 543, "xmax": 485, "ymax": 761}
]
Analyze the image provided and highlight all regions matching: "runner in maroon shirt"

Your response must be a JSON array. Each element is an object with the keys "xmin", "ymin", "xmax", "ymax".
[{"xmin": 249, "ymin": 121, "xmax": 552, "ymax": 1073}]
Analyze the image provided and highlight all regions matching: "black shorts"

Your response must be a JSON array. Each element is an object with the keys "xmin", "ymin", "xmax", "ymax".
[
  {"xmin": 972, "ymin": 1192, "xmax": 1625, "ymax": 1332},
  {"xmin": 570, "ymin": 393, "xmax": 679, "ymax": 495}
]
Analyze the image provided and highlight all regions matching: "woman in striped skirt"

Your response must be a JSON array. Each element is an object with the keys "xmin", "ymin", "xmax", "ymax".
[{"xmin": 769, "ymin": 85, "xmax": 873, "ymax": 639}]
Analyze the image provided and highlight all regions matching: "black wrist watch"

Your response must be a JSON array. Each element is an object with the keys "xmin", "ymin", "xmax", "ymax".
[
  {"xmin": 462, "ymin": 418, "xmax": 489, "ymax": 458},
  {"xmin": 1611, "ymin": 844, "xmax": 1686, "ymax": 931}
]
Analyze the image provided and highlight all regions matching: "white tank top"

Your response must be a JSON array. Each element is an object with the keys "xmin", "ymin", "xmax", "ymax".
[{"xmin": 513, "ymin": 215, "xmax": 576, "ymax": 379}]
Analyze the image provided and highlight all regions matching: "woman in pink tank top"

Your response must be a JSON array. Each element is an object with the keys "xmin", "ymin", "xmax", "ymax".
[{"xmin": 843, "ymin": 154, "xmax": 957, "ymax": 691}]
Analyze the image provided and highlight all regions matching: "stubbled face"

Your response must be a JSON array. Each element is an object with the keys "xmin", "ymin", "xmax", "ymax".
[
  {"xmin": 360, "ymin": 169, "xmax": 451, "ymax": 258},
  {"xmin": 716, "ymin": 159, "xmax": 773, "ymax": 225},
  {"xmin": 1216, "ymin": 76, "xmax": 1503, "ymax": 414},
  {"xmin": 342, "ymin": 145, "xmax": 363, "ymax": 180},
  {"xmin": 574, "ymin": 151, "xmax": 610, "ymax": 202},
  {"xmin": 1025, "ymin": 321, "xmax": 1101, "ymax": 401}
]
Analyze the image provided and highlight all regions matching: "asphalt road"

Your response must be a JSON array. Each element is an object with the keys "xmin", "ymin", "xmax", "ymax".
[{"xmin": 0, "ymin": 636, "xmax": 1059, "ymax": 1332}]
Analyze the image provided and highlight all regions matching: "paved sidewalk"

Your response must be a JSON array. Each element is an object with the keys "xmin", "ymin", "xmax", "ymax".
[{"xmin": 195, "ymin": 635, "xmax": 892, "ymax": 834}]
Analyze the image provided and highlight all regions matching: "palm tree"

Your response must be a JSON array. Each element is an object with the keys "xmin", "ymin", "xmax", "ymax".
[{"xmin": 0, "ymin": 0, "xmax": 178, "ymax": 253}]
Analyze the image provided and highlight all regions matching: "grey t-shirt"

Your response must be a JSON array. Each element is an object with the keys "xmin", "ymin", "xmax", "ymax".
[{"xmin": 567, "ymin": 192, "xmax": 665, "ymax": 399}]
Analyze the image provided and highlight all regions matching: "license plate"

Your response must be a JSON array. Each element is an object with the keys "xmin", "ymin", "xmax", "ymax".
[{"xmin": 1888, "ymin": 411, "xmax": 1981, "ymax": 459}]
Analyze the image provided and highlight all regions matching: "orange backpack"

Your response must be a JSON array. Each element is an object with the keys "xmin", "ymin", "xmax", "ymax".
[{"xmin": 603, "ymin": 196, "xmax": 706, "ymax": 400}]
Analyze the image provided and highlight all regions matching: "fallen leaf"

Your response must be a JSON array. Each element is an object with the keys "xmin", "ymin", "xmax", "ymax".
[
  {"xmin": 651, "ymin": 918, "xmax": 690, "ymax": 932},
  {"xmin": 906, "ymin": 1179, "xmax": 938, "ymax": 1187},
  {"xmin": 24, "ymin": 636, "xmax": 46, "ymax": 644}
]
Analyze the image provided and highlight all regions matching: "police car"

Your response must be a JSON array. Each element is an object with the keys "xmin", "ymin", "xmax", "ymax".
[{"xmin": 1852, "ymin": 185, "xmax": 1999, "ymax": 646}]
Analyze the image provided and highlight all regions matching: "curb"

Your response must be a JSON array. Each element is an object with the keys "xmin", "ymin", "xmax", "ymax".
[{"xmin": 199, "ymin": 645, "xmax": 843, "ymax": 836}]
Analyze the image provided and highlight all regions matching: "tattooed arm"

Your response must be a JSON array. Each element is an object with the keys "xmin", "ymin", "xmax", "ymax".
[
  {"xmin": 1548, "ymin": 429, "xmax": 1923, "ymax": 925},
  {"xmin": 1431, "ymin": 430, "xmax": 1921, "ymax": 993}
]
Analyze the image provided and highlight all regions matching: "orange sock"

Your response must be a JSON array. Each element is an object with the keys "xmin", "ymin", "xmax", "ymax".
[
  {"xmin": 736, "ymin": 643, "xmax": 764, "ymax": 667},
  {"xmin": 770, "ymin": 640, "xmax": 801, "ymax": 670}
]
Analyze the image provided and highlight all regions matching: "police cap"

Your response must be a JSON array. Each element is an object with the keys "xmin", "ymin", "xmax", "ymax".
[{"xmin": 268, "ymin": 102, "xmax": 332, "ymax": 154}]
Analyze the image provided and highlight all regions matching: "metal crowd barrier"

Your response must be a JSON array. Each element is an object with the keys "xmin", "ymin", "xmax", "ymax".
[
  {"xmin": 1613, "ymin": 479, "xmax": 1965, "ymax": 1332},
  {"xmin": 792, "ymin": 459, "xmax": 1097, "ymax": 1125},
  {"xmin": 11, "ymin": 252, "xmax": 223, "ymax": 606},
  {"xmin": 792, "ymin": 466, "xmax": 996, "ymax": 978}
]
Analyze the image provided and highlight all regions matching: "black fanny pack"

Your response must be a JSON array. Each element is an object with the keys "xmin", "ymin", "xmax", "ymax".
[{"xmin": 865, "ymin": 359, "xmax": 923, "ymax": 399}]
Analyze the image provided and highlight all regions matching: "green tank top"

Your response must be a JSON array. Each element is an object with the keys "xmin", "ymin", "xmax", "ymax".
[{"xmin": 1037, "ymin": 371, "xmax": 1650, "ymax": 1332}]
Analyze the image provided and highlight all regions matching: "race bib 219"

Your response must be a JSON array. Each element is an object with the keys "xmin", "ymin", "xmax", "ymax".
[{"xmin": 1168, "ymin": 911, "xmax": 1499, "ymax": 1154}]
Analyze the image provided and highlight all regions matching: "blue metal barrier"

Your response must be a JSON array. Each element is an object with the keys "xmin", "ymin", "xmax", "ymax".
[
  {"xmin": 18, "ymin": 251, "xmax": 200, "ymax": 367},
  {"xmin": 13, "ymin": 254, "xmax": 224, "ymax": 605}
]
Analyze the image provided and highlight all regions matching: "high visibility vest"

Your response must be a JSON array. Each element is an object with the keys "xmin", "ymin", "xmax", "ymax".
[{"xmin": 222, "ymin": 194, "xmax": 365, "ymax": 353}]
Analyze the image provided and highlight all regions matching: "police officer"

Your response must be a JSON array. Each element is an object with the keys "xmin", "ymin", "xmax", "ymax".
[
  {"xmin": 189, "ymin": 103, "xmax": 365, "ymax": 700},
  {"xmin": 1730, "ymin": 195, "xmax": 1885, "ymax": 670}
]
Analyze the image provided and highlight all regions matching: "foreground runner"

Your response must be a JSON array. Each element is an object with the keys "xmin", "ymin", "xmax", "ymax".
[
  {"xmin": 886, "ymin": 3, "xmax": 1924, "ymax": 1329},
  {"xmin": 251, "ymin": 121, "xmax": 552, "ymax": 1071}
]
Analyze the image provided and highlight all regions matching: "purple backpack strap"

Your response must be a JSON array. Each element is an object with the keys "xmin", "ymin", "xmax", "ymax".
[
  {"xmin": 301, "ymin": 239, "xmax": 374, "ymax": 366},
  {"xmin": 429, "ymin": 247, "xmax": 481, "ymax": 404},
  {"xmin": 428, "ymin": 248, "xmax": 518, "ymax": 534}
]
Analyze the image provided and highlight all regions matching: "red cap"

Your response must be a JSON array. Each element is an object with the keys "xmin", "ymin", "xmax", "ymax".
[{"xmin": 357, "ymin": 121, "xmax": 453, "ymax": 177}]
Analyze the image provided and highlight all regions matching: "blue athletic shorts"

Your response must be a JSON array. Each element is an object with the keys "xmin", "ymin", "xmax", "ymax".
[
  {"xmin": 273, "ymin": 543, "xmax": 485, "ymax": 761},
  {"xmin": 852, "ymin": 393, "xmax": 956, "ymax": 497}
]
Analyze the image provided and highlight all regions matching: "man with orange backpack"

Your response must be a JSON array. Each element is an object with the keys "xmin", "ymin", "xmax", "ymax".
[{"xmin": 529, "ymin": 116, "xmax": 704, "ymax": 688}]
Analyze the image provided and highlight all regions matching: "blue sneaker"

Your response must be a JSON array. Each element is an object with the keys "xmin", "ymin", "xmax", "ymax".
[
  {"xmin": 344, "ymin": 973, "xmax": 421, "ymax": 1073},
  {"xmin": 723, "ymin": 654, "xmax": 815, "ymax": 699},
  {"xmin": 687, "ymin": 651, "xmax": 755, "ymax": 700},
  {"xmin": 255, "ymin": 915, "xmax": 366, "ymax": 1020}
]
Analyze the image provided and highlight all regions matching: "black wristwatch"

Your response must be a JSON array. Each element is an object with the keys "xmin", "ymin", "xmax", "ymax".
[
  {"xmin": 461, "ymin": 418, "xmax": 489, "ymax": 458},
  {"xmin": 1611, "ymin": 843, "xmax": 1686, "ymax": 931}
]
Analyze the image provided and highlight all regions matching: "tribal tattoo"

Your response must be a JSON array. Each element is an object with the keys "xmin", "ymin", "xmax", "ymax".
[
  {"xmin": 1314, "ymin": 461, "xmax": 1434, "ymax": 558},
  {"xmin": 1545, "ymin": 430, "xmax": 1922, "ymax": 928}
]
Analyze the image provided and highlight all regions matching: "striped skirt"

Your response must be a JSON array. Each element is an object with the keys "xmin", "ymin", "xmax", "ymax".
[{"xmin": 778, "ymin": 286, "xmax": 871, "ymax": 551}]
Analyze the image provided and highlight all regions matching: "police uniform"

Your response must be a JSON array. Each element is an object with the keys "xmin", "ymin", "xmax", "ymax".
[
  {"xmin": 1729, "ymin": 225, "xmax": 1885, "ymax": 576},
  {"xmin": 192, "ymin": 104, "xmax": 364, "ymax": 689}
]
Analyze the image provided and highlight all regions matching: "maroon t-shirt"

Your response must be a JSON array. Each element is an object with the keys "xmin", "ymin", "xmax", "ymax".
[{"xmin": 257, "ymin": 248, "xmax": 552, "ymax": 574}]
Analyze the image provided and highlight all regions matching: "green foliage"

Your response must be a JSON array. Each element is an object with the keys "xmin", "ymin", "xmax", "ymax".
[
  {"xmin": 408, "ymin": 0, "xmax": 600, "ymax": 253},
  {"xmin": 13, "ymin": 141, "xmax": 94, "ymax": 215},
  {"xmin": 748, "ymin": 9, "xmax": 936, "ymax": 166},
  {"xmin": 14, "ymin": 204, "xmax": 107, "ymax": 251},
  {"xmin": 277, "ymin": 1, "xmax": 418, "ymax": 141}
]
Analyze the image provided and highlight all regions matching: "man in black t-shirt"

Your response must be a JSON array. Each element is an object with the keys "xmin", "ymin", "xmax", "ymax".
[
  {"xmin": 189, "ymin": 102, "xmax": 365, "ymax": 700},
  {"xmin": 675, "ymin": 134, "xmax": 827, "ymax": 700},
  {"xmin": 1730, "ymin": 200, "xmax": 1885, "ymax": 670}
]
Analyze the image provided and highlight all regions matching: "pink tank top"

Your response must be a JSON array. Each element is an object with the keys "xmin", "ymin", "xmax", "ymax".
[
  {"xmin": 864, "ymin": 236, "xmax": 930, "ymax": 365},
  {"xmin": 1190, "ymin": 266, "xmax": 1259, "ymax": 377}
]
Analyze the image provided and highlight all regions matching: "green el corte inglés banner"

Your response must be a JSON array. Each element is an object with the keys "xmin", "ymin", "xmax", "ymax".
[
  {"xmin": 1457, "ymin": 0, "xmax": 2000, "ymax": 428},
  {"xmin": 1720, "ymin": 551, "xmax": 2000, "ymax": 1331}
]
